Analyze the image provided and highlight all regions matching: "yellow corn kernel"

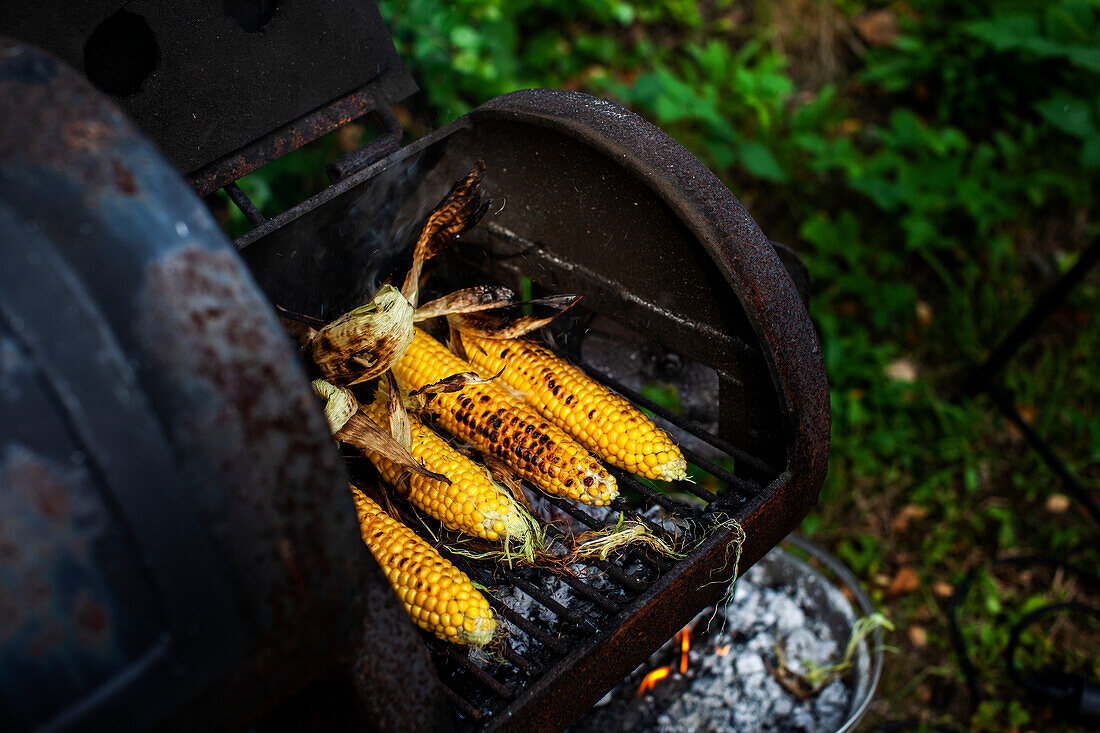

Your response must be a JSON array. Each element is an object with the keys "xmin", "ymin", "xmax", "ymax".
[
  {"xmin": 462, "ymin": 335, "xmax": 687, "ymax": 481},
  {"xmin": 351, "ymin": 487, "xmax": 495, "ymax": 645},
  {"xmin": 360, "ymin": 394, "xmax": 536, "ymax": 553},
  {"xmin": 391, "ymin": 328, "xmax": 617, "ymax": 506}
]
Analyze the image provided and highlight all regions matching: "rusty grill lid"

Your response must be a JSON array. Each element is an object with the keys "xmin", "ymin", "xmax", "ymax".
[{"xmin": 2, "ymin": 0, "xmax": 416, "ymax": 184}]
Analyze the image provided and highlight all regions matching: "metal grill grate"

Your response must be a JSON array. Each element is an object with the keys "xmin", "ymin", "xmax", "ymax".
[{"xmin": 347, "ymin": 338, "xmax": 779, "ymax": 729}]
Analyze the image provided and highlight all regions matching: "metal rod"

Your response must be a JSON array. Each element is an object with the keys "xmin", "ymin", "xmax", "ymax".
[
  {"xmin": 678, "ymin": 445, "xmax": 761, "ymax": 498},
  {"xmin": 551, "ymin": 570, "xmax": 620, "ymax": 613},
  {"xmin": 603, "ymin": 469, "xmax": 683, "ymax": 513},
  {"xmin": 499, "ymin": 644, "xmax": 539, "ymax": 677},
  {"xmin": 439, "ymin": 684, "xmax": 483, "ymax": 722},
  {"xmin": 445, "ymin": 646, "xmax": 515, "ymax": 701},
  {"xmin": 538, "ymin": 494, "xmax": 605, "ymax": 530},
  {"xmin": 501, "ymin": 573, "xmax": 592, "ymax": 631},
  {"xmin": 326, "ymin": 107, "xmax": 403, "ymax": 183},
  {"xmin": 987, "ymin": 386, "xmax": 1100, "ymax": 525},
  {"xmin": 482, "ymin": 593, "xmax": 569, "ymax": 656},
  {"xmin": 965, "ymin": 238, "xmax": 1100, "ymax": 393},
  {"xmin": 223, "ymin": 182, "xmax": 266, "ymax": 228},
  {"xmin": 607, "ymin": 497, "xmax": 670, "ymax": 537}
]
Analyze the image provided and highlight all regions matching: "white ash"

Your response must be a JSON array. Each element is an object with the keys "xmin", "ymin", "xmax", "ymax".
[{"xmin": 573, "ymin": 550, "xmax": 857, "ymax": 733}]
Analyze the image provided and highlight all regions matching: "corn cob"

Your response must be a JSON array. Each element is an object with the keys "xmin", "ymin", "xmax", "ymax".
[
  {"xmin": 360, "ymin": 389, "xmax": 537, "ymax": 554},
  {"xmin": 391, "ymin": 328, "xmax": 618, "ymax": 506},
  {"xmin": 461, "ymin": 335, "xmax": 687, "ymax": 481},
  {"xmin": 352, "ymin": 487, "xmax": 495, "ymax": 645}
]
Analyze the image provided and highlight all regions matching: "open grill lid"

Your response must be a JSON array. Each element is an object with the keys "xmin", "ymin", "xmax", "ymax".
[{"xmin": 2, "ymin": 0, "xmax": 416, "ymax": 194}]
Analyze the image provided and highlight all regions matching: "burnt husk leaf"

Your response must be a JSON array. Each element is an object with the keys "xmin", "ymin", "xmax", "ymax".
[
  {"xmin": 384, "ymin": 371, "xmax": 412, "ymax": 451},
  {"xmin": 409, "ymin": 369, "xmax": 504, "ymax": 396},
  {"xmin": 414, "ymin": 284, "xmax": 517, "ymax": 322},
  {"xmin": 447, "ymin": 294, "xmax": 581, "ymax": 339},
  {"xmin": 480, "ymin": 454, "xmax": 535, "ymax": 514},
  {"xmin": 401, "ymin": 162, "xmax": 490, "ymax": 307},
  {"xmin": 337, "ymin": 412, "xmax": 450, "ymax": 483}
]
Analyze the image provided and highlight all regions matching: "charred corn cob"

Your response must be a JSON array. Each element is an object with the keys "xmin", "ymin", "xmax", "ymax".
[
  {"xmin": 391, "ymin": 328, "xmax": 618, "ymax": 505},
  {"xmin": 461, "ymin": 335, "xmax": 687, "ymax": 481},
  {"xmin": 352, "ymin": 487, "xmax": 495, "ymax": 645},
  {"xmin": 361, "ymin": 390, "xmax": 537, "ymax": 554}
]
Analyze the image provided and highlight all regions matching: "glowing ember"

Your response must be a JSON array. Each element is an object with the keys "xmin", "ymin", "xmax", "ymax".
[
  {"xmin": 715, "ymin": 644, "xmax": 732, "ymax": 657},
  {"xmin": 636, "ymin": 666, "xmax": 671, "ymax": 697},
  {"xmin": 679, "ymin": 628, "xmax": 691, "ymax": 674}
]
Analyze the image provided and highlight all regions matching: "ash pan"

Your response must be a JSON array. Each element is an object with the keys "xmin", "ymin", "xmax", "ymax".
[{"xmin": 574, "ymin": 534, "xmax": 883, "ymax": 733}]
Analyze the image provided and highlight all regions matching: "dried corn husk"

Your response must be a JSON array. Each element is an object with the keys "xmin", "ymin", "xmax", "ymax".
[
  {"xmin": 311, "ymin": 284, "xmax": 414, "ymax": 386},
  {"xmin": 310, "ymin": 379, "xmax": 357, "ymax": 434}
]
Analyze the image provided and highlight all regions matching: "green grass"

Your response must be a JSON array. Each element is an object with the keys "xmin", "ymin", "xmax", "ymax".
[{"xmin": 222, "ymin": 1, "xmax": 1100, "ymax": 728}]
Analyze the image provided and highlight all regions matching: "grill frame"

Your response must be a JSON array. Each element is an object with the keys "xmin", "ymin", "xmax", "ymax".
[{"xmin": 236, "ymin": 88, "xmax": 830, "ymax": 731}]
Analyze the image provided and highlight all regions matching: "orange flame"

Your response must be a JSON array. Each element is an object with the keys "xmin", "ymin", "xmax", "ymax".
[
  {"xmin": 715, "ymin": 644, "xmax": 731, "ymax": 657},
  {"xmin": 679, "ymin": 627, "xmax": 691, "ymax": 674},
  {"xmin": 636, "ymin": 666, "xmax": 671, "ymax": 697}
]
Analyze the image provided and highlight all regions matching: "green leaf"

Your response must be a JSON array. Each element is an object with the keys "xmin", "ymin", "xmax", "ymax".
[
  {"xmin": 738, "ymin": 141, "xmax": 786, "ymax": 181},
  {"xmin": 1083, "ymin": 136, "xmax": 1100, "ymax": 167},
  {"xmin": 1067, "ymin": 46, "xmax": 1100, "ymax": 74},
  {"xmin": 611, "ymin": 2, "xmax": 635, "ymax": 26},
  {"xmin": 962, "ymin": 14, "xmax": 1042, "ymax": 52},
  {"xmin": 1035, "ymin": 93, "xmax": 1096, "ymax": 137}
]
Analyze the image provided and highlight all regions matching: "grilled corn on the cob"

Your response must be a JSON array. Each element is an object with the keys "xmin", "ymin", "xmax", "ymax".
[
  {"xmin": 352, "ymin": 487, "xmax": 495, "ymax": 645},
  {"xmin": 461, "ymin": 335, "xmax": 687, "ymax": 481},
  {"xmin": 391, "ymin": 328, "xmax": 618, "ymax": 505},
  {"xmin": 361, "ymin": 389, "xmax": 537, "ymax": 554}
]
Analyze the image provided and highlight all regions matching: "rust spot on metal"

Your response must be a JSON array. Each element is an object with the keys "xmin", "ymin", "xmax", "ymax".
[
  {"xmin": 0, "ymin": 444, "xmax": 118, "ymax": 656},
  {"xmin": 74, "ymin": 592, "xmax": 110, "ymax": 648},
  {"xmin": 277, "ymin": 536, "xmax": 306, "ymax": 600},
  {"xmin": 111, "ymin": 158, "xmax": 137, "ymax": 195}
]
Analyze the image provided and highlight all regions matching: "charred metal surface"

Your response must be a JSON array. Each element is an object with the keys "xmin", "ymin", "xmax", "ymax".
[
  {"xmin": 0, "ymin": 40, "xmax": 443, "ymax": 730},
  {"xmin": 3, "ymin": 1, "xmax": 416, "ymax": 179},
  {"xmin": 327, "ymin": 107, "xmax": 405, "ymax": 184}
]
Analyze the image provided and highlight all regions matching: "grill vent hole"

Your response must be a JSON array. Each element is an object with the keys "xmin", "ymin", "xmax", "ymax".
[
  {"xmin": 223, "ymin": 0, "xmax": 278, "ymax": 32},
  {"xmin": 83, "ymin": 10, "xmax": 158, "ymax": 98}
]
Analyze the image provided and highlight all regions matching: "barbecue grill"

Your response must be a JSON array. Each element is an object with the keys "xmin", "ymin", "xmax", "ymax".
[{"xmin": 0, "ymin": 4, "xmax": 829, "ymax": 731}]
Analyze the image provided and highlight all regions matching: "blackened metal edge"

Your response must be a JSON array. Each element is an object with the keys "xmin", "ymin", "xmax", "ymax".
[
  {"xmin": 188, "ymin": 84, "xmax": 383, "ymax": 198},
  {"xmin": 467, "ymin": 88, "xmax": 830, "ymax": 544},
  {"xmin": 233, "ymin": 113, "xmax": 475, "ymax": 251}
]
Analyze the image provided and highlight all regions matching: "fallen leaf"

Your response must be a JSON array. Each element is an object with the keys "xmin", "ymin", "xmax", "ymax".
[
  {"xmin": 888, "ymin": 567, "xmax": 920, "ymax": 596},
  {"xmin": 885, "ymin": 358, "xmax": 918, "ymax": 383},
  {"xmin": 916, "ymin": 683, "xmax": 933, "ymax": 703},
  {"xmin": 915, "ymin": 300, "xmax": 933, "ymax": 328},
  {"xmin": 1045, "ymin": 493, "xmax": 1070, "ymax": 513},
  {"xmin": 892, "ymin": 503, "xmax": 930, "ymax": 532},
  {"xmin": 908, "ymin": 626, "xmax": 928, "ymax": 648},
  {"xmin": 912, "ymin": 604, "xmax": 934, "ymax": 622},
  {"xmin": 853, "ymin": 9, "xmax": 899, "ymax": 47},
  {"xmin": 932, "ymin": 581, "xmax": 954, "ymax": 598}
]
